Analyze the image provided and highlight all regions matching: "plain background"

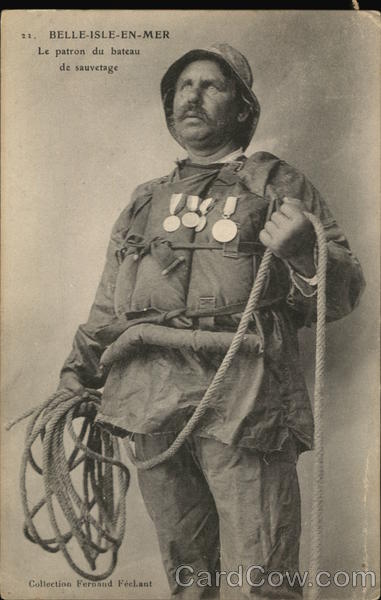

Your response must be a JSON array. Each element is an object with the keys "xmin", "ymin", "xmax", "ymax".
[{"xmin": 1, "ymin": 9, "xmax": 380, "ymax": 600}]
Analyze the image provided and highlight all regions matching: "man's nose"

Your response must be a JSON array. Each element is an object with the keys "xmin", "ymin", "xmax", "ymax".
[{"xmin": 185, "ymin": 83, "xmax": 202, "ymax": 103}]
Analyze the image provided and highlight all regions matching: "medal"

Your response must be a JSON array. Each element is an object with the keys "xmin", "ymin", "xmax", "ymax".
[
  {"xmin": 163, "ymin": 193, "xmax": 184, "ymax": 232},
  {"xmin": 163, "ymin": 214, "xmax": 181, "ymax": 232},
  {"xmin": 182, "ymin": 195, "xmax": 200, "ymax": 228},
  {"xmin": 195, "ymin": 197, "xmax": 214, "ymax": 233},
  {"xmin": 212, "ymin": 196, "xmax": 239, "ymax": 243},
  {"xmin": 182, "ymin": 212, "xmax": 200, "ymax": 228},
  {"xmin": 195, "ymin": 215, "xmax": 207, "ymax": 233},
  {"xmin": 212, "ymin": 219, "xmax": 238, "ymax": 242}
]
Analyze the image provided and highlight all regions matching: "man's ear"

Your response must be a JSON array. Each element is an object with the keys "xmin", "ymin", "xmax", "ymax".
[{"xmin": 237, "ymin": 105, "xmax": 250, "ymax": 123}]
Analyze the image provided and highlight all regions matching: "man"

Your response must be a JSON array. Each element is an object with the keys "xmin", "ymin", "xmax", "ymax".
[{"xmin": 59, "ymin": 44, "xmax": 365, "ymax": 599}]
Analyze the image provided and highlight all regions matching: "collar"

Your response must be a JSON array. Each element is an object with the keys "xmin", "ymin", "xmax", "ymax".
[
  {"xmin": 176, "ymin": 147, "xmax": 246, "ymax": 166},
  {"xmin": 169, "ymin": 148, "xmax": 247, "ymax": 185},
  {"xmin": 216, "ymin": 147, "xmax": 246, "ymax": 163}
]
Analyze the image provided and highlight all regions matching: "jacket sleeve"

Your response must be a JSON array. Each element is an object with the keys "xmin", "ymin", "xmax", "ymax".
[
  {"xmin": 263, "ymin": 156, "xmax": 366, "ymax": 325},
  {"xmin": 59, "ymin": 204, "xmax": 133, "ymax": 388}
]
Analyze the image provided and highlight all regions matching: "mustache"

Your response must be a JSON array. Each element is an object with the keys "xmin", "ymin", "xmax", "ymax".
[{"xmin": 174, "ymin": 104, "xmax": 210, "ymax": 123}]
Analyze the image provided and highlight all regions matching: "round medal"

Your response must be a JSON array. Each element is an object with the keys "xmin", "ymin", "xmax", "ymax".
[
  {"xmin": 182, "ymin": 212, "xmax": 200, "ymax": 228},
  {"xmin": 212, "ymin": 219, "xmax": 238, "ymax": 243},
  {"xmin": 163, "ymin": 214, "xmax": 181, "ymax": 232},
  {"xmin": 195, "ymin": 215, "xmax": 207, "ymax": 233}
]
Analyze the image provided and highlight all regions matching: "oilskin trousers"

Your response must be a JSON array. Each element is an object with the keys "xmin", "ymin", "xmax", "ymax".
[{"xmin": 134, "ymin": 433, "xmax": 302, "ymax": 600}]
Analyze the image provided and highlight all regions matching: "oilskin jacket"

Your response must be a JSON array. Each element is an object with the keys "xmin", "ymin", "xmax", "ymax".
[{"xmin": 60, "ymin": 152, "xmax": 365, "ymax": 453}]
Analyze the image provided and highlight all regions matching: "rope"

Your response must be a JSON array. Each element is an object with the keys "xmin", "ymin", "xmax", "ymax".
[
  {"xmin": 123, "ymin": 248, "xmax": 273, "ymax": 470},
  {"xmin": 6, "ymin": 389, "xmax": 130, "ymax": 581},
  {"xmin": 7, "ymin": 212, "xmax": 327, "ymax": 590},
  {"xmin": 123, "ymin": 213, "xmax": 326, "ymax": 475},
  {"xmin": 306, "ymin": 214, "xmax": 327, "ymax": 600}
]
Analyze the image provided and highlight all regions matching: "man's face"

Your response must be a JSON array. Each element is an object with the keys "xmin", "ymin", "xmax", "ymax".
[{"xmin": 172, "ymin": 59, "xmax": 241, "ymax": 152}]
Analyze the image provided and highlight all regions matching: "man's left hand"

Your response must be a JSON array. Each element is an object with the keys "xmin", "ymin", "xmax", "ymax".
[{"xmin": 259, "ymin": 197, "xmax": 316, "ymax": 277}]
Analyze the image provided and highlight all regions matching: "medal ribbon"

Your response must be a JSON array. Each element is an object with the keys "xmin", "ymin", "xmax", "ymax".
[
  {"xmin": 169, "ymin": 193, "xmax": 184, "ymax": 215},
  {"xmin": 186, "ymin": 195, "xmax": 201, "ymax": 212},
  {"xmin": 223, "ymin": 196, "xmax": 238, "ymax": 218},
  {"xmin": 199, "ymin": 197, "xmax": 214, "ymax": 215}
]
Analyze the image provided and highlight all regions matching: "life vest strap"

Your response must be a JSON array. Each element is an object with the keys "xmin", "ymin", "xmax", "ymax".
[
  {"xmin": 170, "ymin": 241, "xmax": 264, "ymax": 254},
  {"xmin": 117, "ymin": 235, "xmax": 265, "ymax": 264}
]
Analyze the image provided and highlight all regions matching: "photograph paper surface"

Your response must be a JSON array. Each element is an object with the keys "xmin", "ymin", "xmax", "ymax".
[{"xmin": 1, "ymin": 9, "xmax": 380, "ymax": 600}]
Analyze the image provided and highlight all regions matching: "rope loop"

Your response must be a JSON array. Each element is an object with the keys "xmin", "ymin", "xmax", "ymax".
[{"xmin": 7, "ymin": 389, "xmax": 130, "ymax": 581}]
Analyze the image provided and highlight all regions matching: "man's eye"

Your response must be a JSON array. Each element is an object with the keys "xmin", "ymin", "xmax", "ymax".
[{"xmin": 205, "ymin": 83, "xmax": 222, "ymax": 93}]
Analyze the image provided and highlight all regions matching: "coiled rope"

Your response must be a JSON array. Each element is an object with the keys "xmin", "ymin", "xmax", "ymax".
[
  {"xmin": 6, "ymin": 389, "xmax": 130, "ymax": 580},
  {"xmin": 7, "ymin": 212, "xmax": 326, "ymax": 596}
]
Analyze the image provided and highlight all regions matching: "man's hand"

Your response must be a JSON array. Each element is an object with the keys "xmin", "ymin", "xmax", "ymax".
[
  {"xmin": 58, "ymin": 372, "xmax": 101, "ymax": 418},
  {"xmin": 259, "ymin": 197, "xmax": 316, "ymax": 278}
]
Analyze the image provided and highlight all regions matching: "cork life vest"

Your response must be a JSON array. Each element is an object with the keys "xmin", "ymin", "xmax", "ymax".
[{"xmin": 113, "ymin": 157, "xmax": 291, "ymax": 329}]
